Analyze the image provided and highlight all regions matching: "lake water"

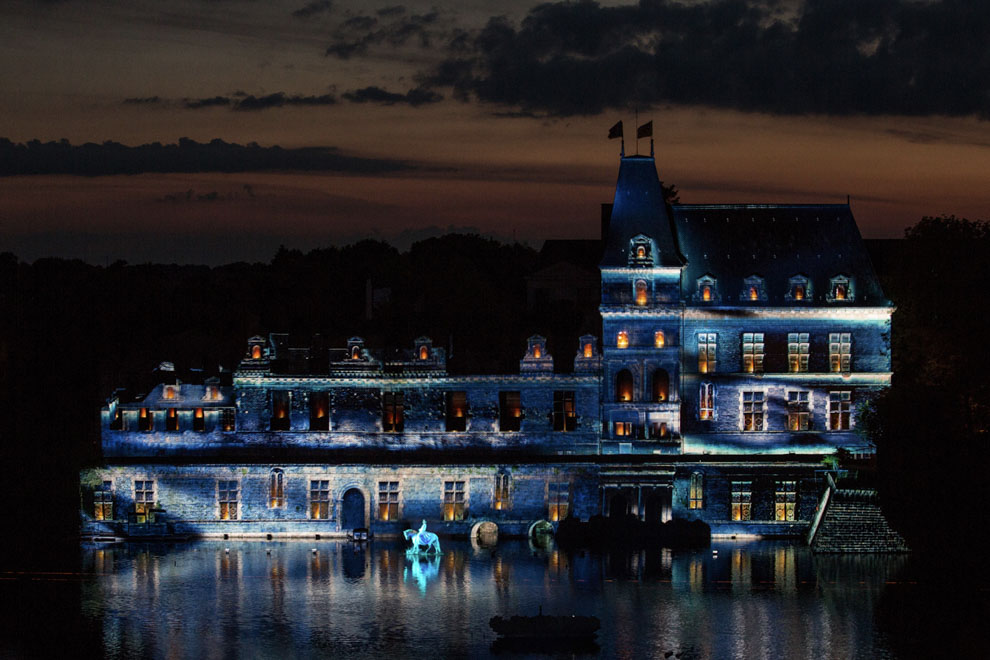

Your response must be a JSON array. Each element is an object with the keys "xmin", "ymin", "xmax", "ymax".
[{"xmin": 2, "ymin": 538, "xmax": 984, "ymax": 659}]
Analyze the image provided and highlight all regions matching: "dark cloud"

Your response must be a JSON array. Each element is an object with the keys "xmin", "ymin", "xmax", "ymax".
[
  {"xmin": 122, "ymin": 96, "xmax": 162, "ymax": 105},
  {"xmin": 233, "ymin": 92, "xmax": 336, "ymax": 111},
  {"xmin": 325, "ymin": 10, "xmax": 441, "ymax": 59},
  {"xmin": 292, "ymin": 0, "xmax": 332, "ymax": 19},
  {"xmin": 377, "ymin": 6, "xmax": 405, "ymax": 17},
  {"xmin": 0, "ymin": 137, "xmax": 412, "ymax": 176},
  {"xmin": 421, "ymin": 0, "xmax": 990, "ymax": 118},
  {"xmin": 343, "ymin": 85, "xmax": 442, "ymax": 106},
  {"xmin": 184, "ymin": 96, "xmax": 232, "ymax": 109}
]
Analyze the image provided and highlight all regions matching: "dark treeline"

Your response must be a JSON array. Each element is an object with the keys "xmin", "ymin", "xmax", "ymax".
[
  {"xmin": 0, "ymin": 137, "xmax": 411, "ymax": 176},
  {"xmin": 0, "ymin": 234, "xmax": 606, "ymax": 565},
  {"xmin": 863, "ymin": 215, "xmax": 990, "ymax": 556}
]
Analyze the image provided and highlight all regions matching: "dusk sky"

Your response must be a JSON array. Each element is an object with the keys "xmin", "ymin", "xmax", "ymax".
[{"xmin": 1, "ymin": 0, "xmax": 988, "ymax": 264}]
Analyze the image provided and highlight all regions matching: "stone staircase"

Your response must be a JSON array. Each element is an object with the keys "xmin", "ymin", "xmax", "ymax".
[{"xmin": 808, "ymin": 476, "xmax": 910, "ymax": 553}]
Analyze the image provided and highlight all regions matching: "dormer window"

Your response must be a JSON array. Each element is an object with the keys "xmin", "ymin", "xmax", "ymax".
[
  {"xmin": 583, "ymin": 342, "xmax": 593, "ymax": 358},
  {"xmin": 740, "ymin": 275, "xmax": 767, "ymax": 302},
  {"xmin": 629, "ymin": 235, "xmax": 655, "ymax": 266},
  {"xmin": 828, "ymin": 275, "xmax": 853, "ymax": 302},
  {"xmin": 533, "ymin": 344, "xmax": 542, "ymax": 359},
  {"xmin": 634, "ymin": 280, "xmax": 648, "ymax": 306},
  {"xmin": 696, "ymin": 275, "xmax": 718, "ymax": 303},
  {"xmin": 419, "ymin": 345, "xmax": 429, "ymax": 360},
  {"xmin": 205, "ymin": 385, "xmax": 221, "ymax": 401},
  {"xmin": 616, "ymin": 331, "xmax": 629, "ymax": 349},
  {"xmin": 786, "ymin": 275, "xmax": 811, "ymax": 302},
  {"xmin": 163, "ymin": 385, "xmax": 177, "ymax": 400},
  {"xmin": 351, "ymin": 346, "xmax": 361, "ymax": 360},
  {"xmin": 251, "ymin": 345, "xmax": 262, "ymax": 359},
  {"xmin": 654, "ymin": 331, "xmax": 665, "ymax": 348}
]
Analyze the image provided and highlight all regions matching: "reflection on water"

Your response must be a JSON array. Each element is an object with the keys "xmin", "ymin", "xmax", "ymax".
[{"xmin": 72, "ymin": 540, "xmax": 914, "ymax": 659}]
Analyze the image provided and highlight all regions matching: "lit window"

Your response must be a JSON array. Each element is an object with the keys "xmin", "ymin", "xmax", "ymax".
[
  {"xmin": 110, "ymin": 409, "xmax": 123, "ymax": 430},
  {"xmin": 134, "ymin": 480, "xmax": 154, "ymax": 523},
  {"xmin": 829, "ymin": 333, "xmax": 851, "ymax": 372},
  {"xmin": 165, "ymin": 408, "xmax": 179, "ymax": 431},
  {"xmin": 615, "ymin": 369, "xmax": 634, "ymax": 402},
  {"xmin": 583, "ymin": 342, "xmax": 593, "ymax": 358},
  {"xmin": 649, "ymin": 420, "xmax": 669, "ymax": 439},
  {"xmin": 787, "ymin": 276, "xmax": 811, "ymax": 302},
  {"xmin": 548, "ymin": 482, "xmax": 569, "ymax": 521},
  {"xmin": 270, "ymin": 391, "xmax": 290, "ymax": 431},
  {"xmin": 829, "ymin": 275, "xmax": 852, "ymax": 302},
  {"xmin": 629, "ymin": 237, "xmax": 652, "ymax": 265},
  {"xmin": 445, "ymin": 391, "xmax": 468, "ymax": 431},
  {"xmin": 689, "ymin": 472, "xmax": 703, "ymax": 509},
  {"xmin": 828, "ymin": 391, "xmax": 852, "ymax": 430},
  {"xmin": 654, "ymin": 331, "xmax": 665, "ymax": 348},
  {"xmin": 635, "ymin": 280, "xmax": 648, "ymax": 306},
  {"xmin": 787, "ymin": 391, "xmax": 810, "ymax": 431},
  {"xmin": 698, "ymin": 333, "xmax": 716, "ymax": 373},
  {"xmin": 218, "ymin": 480, "xmax": 238, "ymax": 520},
  {"xmin": 269, "ymin": 469, "xmax": 284, "ymax": 508},
  {"xmin": 636, "ymin": 245, "xmax": 646, "ymax": 258},
  {"xmin": 221, "ymin": 408, "xmax": 236, "ymax": 432},
  {"xmin": 699, "ymin": 383, "xmax": 714, "ymax": 420},
  {"xmin": 310, "ymin": 392, "xmax": 329, "ymax": 431},
  {"xmin": 652, "ymin": 368, "xmax": 669, "ymax": 402},
  {"xmin": 419, "ymin": 345, "xmax": 429, "ymax": 360},
  {"xmin": 443, "ymin": 480, "xmax": 466, "ymax": 521},
  {"xmin": 499, "ymin": 391, "xmax": 521, "ymax": 432},
  {"xmin": 552, "ymin": 391, "xmax": 577, "ymax": 431},
  {"xmin": 94, "ymin": 481, "xmax": 113, "ymax": 521},
  {"xmin": 494, "ymin": 473, "xmax": 511, "ymax": 511},
  {"xmin": 741, "ymin": 275, "xmax": 766, "ymax": 302},
  {"xmin": 731, "ymin": 481, "xmax": 751, "ymax": 521},
  {"xmin": 616, "ymin": 331, "xmax": 629, "ymax": 349},
  {"xmin": 193, "ymin": 407, "xmax": 205, "ymax": 432},
  {"xmin": 742, "ymin": 333, "xmax": 764, "ymax": 373},
  {"xmin": 742, "ymin": 391, "xmax": 765, "ymax": 431},
  {"xmin": 614, "ymin": 421, "xmax": 632, "ymax": 437},
  {"xmin": 351, "ymin": 346, "xmax": 361, "ymax": 360},
  {"xmin": 383, "ymin": 392, "xmax": 404, "ymax": 432},
  {"xmin": 310, "ymin": 480, "xmax": 330, "ymax": 519},
  {"xmin": 788, "ymin": 333, "xmax": 809, "ymax": 372},
  {"xmin": 163, "ymin": 386, "xmax": 177, "ymax": 400},
  {"xmin": 206, "ymin": 385, "xmax": 222, "ymax": 401},
  {"xmin": 138, "ymin": 408, "xmax": 153, "ymax": 432},
  {"xmin": 378, "ymin": 481, "xmax": 399, "ymax": 521},
  {"xmin": 702, "ymin": 285, "xmax": 712, "ymax": 301},
  {"xmin": 251, "ymin": 345, "xmax": 262, "ymax": 359},
  {"xmin": 775, "ymin": 481, "xmax": 797, "ymax": 521}
]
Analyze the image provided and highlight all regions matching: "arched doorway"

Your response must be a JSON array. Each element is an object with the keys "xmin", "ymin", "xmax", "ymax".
[
  {"xmin": 615, "ymin": 369, "xmax": 634, "ymax": 402},
  {"xmin": 341, "ymin": 488, "xmax": 365, "ymax": 529},
  {"xmin": 652, "ymin": 368, "xmax": 669, "ymax": 402},
  {"xmin": 609, "ymin": 493, "xmax": 629, "ymax": 519}
]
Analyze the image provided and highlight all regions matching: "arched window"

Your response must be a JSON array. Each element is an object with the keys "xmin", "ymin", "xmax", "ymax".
[
  {"xmin": 269, "ymin": 469, "xmax": 284, "ymax": 508},
  {"xmin": 654, "ymin": 331, "xmax": 665, "ymax": 348},
  {"xmin": 636, "ymin": 245, "xmax": 646, "ymax": 258},
  {"xmin": 351, "ymin": 346, "xmax": 361, "ymax": 360},
  {"xmin": 615, "ymin": 369, "xmax": 634, "ymax": 402},
  {"xmin": 583, "ymin": 342, "xmax": 593, "ymax": 358},
  {"xmin": 251, "ymin": 345, "xmax": 262, "ymax": 359},
  {"xmin": 635, "ymin": 280, "xmax": 648, "ymax": 306},
  {"xmin": 794, "ymin": 284, "xmax": 805, "ymax": 300},
  {"xmin": 702, "ymin": 285, "xmax": 712, "ymax": 302},
  {"xmin": 533, "ymin": 344, "xmax": 542, "ymax": 359},
  {"xmin": 689, "ymin": 472, "xmax": 703, "ymax": 509},
  {"xmin": 616, "ymin": 331, "xmax": 629, "ymax": 349},
  {"xmin": 419, "ymin": 345, "xmax": 429, "ymax": 360},
  {"xmin": 652, "ymin": 369, "xmax": 669, "ymax": 402}
]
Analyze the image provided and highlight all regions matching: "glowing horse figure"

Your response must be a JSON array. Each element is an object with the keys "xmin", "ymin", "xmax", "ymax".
[{"xmin": 403, "ymin": 519, "xmax": 442, "ymax": 555}]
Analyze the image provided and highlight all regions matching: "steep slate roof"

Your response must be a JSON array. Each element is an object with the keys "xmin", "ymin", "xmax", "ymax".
[
  {"xmin": 671, "ymin": 204, "xmax": 890, "ymax": 306},
  {"xmin": 601, "ymin": 155, "xmax": 684, "ymax": 268}
]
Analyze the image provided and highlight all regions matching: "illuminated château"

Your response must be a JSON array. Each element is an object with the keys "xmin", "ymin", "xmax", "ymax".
[{"xmin": 81, "ymin": 153, "xmax": 893, "ymax": 541}]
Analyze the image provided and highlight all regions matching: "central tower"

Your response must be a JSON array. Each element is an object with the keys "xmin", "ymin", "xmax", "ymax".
[{"xmin": 599, "ymin": 155, "xmax": 685, "ymax": 454}]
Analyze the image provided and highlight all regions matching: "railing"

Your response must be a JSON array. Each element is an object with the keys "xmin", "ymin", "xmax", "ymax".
[{"xmin": 806, "ymin": 472, "xmax": 836, "ymax": 546}]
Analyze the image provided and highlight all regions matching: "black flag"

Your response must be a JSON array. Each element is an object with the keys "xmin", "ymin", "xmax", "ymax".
[
  {"xmin": 637, "ymin": 120, "xmax": 653, "ymax": 139},
  {"xmin": 608, "ymin": 121, "xmax": 623, "ymax": 139}
]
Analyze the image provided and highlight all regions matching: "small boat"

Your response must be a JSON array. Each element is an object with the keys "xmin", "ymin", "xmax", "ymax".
[
  {"xmin": 348, "ymin": 527, "xmax": 370, "ymax": 541},
  {"xmin": 489, "ymin": 607, "xmax": 600, "ymax": 639}
]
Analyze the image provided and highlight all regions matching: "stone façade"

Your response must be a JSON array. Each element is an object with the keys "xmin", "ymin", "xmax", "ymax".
[{"xmin": 81, "ymin": 153, "xmax": 891, "ymax": 541}]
